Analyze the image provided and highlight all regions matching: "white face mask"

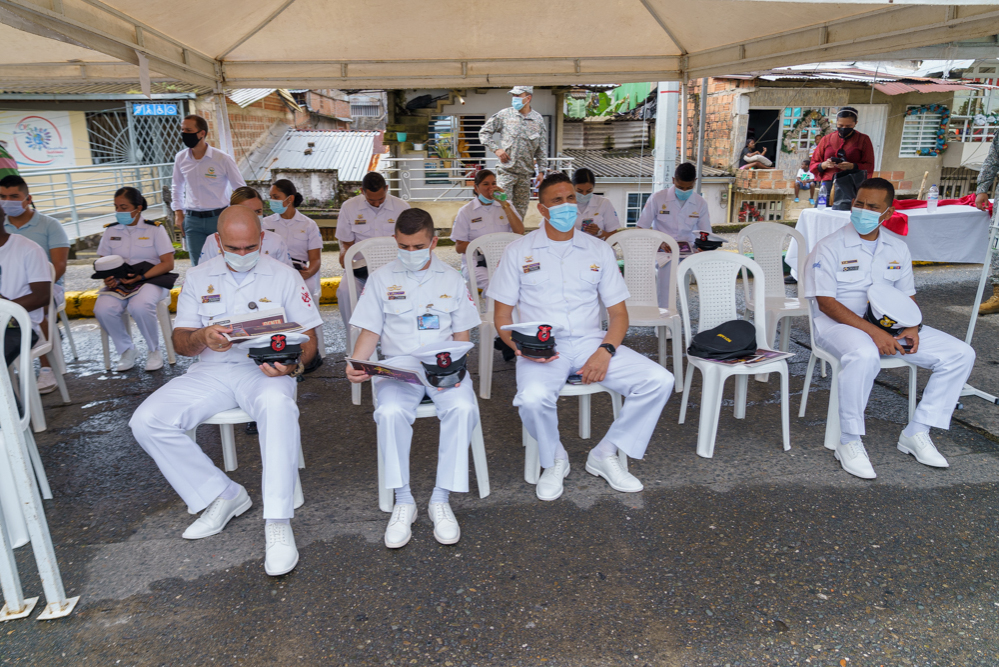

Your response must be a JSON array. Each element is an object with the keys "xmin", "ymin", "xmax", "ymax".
[
  {"xmin": 223, "ymin": 249, "xmax": 260, "ymax": 272},
  {"xmin": 397, "ymin": 247, "xmax": 431, "ymax": 272}
]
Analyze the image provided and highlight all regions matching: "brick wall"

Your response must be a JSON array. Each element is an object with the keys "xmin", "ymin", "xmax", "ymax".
[{"xmin": 683, "ymin": 78, "xmax": 751, "ymax": 172}]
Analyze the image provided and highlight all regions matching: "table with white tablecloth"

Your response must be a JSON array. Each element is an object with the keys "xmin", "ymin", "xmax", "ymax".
[{"xmin": 786, "ymin": 205, "xmax": 992, "ymax": 280}]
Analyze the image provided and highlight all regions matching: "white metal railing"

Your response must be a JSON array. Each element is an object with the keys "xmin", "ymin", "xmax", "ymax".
[
  {"xmin": 382, "ymin": 156, "xmax": 574, "ymax": 202},
  {"xmin": 16, "ymin": 162, "xmax": 173, "ymax": 240},
  {"xmin": 950, "ymin": 116, "xmax": 998, "ymax": 143}
]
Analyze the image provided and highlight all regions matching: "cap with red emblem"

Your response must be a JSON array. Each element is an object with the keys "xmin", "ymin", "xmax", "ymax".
[
  {"xmin": 500, "ymin": 322, "xmax": 563, "ymax": 358},
  {"xmin": 240, "ymin": 331, "xmax": 309, "ymax": 366},
  {"xmin": 411, "ymin": 341, "xmax": 474, "ymax": 388}
]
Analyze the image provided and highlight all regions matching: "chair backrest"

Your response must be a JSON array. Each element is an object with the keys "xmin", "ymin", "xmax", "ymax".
[
  {"xmin": 465, "ymin": 232, "xmax": 522, "ymax": 314},
  {"xmin": 610, "ymin": 228, "xmax": 680, "ymax": 313},
  {"xmin": 0, "ymin": 300, "xmax": 36, "ymax": 431},
  {"xmin": 736, "ymin": 222, "xmax": 807, "ymax": 300},
  {"xmin": 676, "ymin": 251, "xmax": 770, "ymax": 351},
  {"xmin": 343, "ymin": 237, "xmax": 401, "ymax": 310}
]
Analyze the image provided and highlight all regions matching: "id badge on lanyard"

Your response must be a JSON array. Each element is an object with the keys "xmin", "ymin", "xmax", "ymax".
[{"xmin": 417, "ymin": 313, "xmax": 440, "ymax": 330}]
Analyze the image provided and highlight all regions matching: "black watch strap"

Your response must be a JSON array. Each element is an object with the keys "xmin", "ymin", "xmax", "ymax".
[{"xmin": 599, "ymin": 343, "xmax": 616, "ymax": 356}]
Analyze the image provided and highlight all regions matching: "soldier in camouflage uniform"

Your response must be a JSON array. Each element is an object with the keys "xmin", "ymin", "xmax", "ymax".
[
  {"xmin": 478, "ymin": 86, "xmax": 548, "ymax": 219},
  {"xmin": 975, "ymin": 138, "xmax": 999, "ymax": 315}
]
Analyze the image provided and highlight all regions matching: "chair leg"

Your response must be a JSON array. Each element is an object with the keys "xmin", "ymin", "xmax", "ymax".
[
  {"xmin": 907, "ymin": 365, "xmax": 917, "ymax": 422},
  {"xmin": 27, "ymin": 372, "xmax": 46, "ymax": 433},
  {"xmin": 293, "ymin": 472, "xmax": 304, "ymax": 510},
  {"xmin": 157, "ymin": 300, "xmax": 177, "ymax": 365},
  {"xmin": 100, "ymin": 329, "xmax": 111, "ymax": 371},
  {"xmin": 799, "ymin": 353, "xmax": 817, "ymax": 418},
  {"xmin": 59, "ymin": 309, "xmax": 78, "ymax": 360},
  {"xmin": 376, "ymin": 424, "xmax": 393, "ymax": 513},
  {"xmin": 220, "ymin": 424, "xmax": 237, "ymax": 472},
  {"xmin": 779, "ymin": 365, "xmax": 791, "ymax": 451},
  {"xmin": 695, "ymin": 369, "xmax": 726, "ymax": 459},
  {"xmin": 734, "ymin": 374, "xmax": 748, "ymax": 419},
  {"xmin": 470, "ymin": 420, "xmax": 490, "ymax": 499},
  {"xmin": 756, "ymin": 311, "xmax": 780, "ymax": 382},
  {"xmin": 523, "ymin": 424, "xmax": 540, "ymax": 484},
  {"xmin": 678, "ymin": 362, "xmax": 695, "ymax": 424},
  {"xmin": 45, "ymin": 352, "xmax": 70, "ymax": 404},
  {"xmin": 578, "ymin": 394, "xmax": 591, "ymax": 439},
  {"xmin": 479, "ymin": 322, "xmax": 494, "ymax": 400},
  {"xmin": 610, "ymin": 391, "xmax": 622, "ymax": 419},
  {"xmin": 778, "ymin": 315, "xmax": 792, "ymax": 352},
  {"xmin": 49, "ymin": 328, "xmax": 67, "ymax": 376},
  {"xmin": 23, "ymin": 428, "xmax": 52, "ymax": 500},
  {"xmin": 298, "ymin": 441, "xmax": 306, "ymax": 469},
  {"xmin": 671, "ymin": 322, "xmax": 684, "ymax": 393},
  {"xmin": 824, "ymin": 367, "xmax": 841, "ymax": 451},
  {"xmin": 656, "ymin": 325, "xmax": 668, "ymax": 370},
  {"xmin": 820, "ymin": 359, "xmax": 827, "ymax": 378}
]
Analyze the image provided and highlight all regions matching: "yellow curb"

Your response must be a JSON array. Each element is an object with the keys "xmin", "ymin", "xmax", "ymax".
[{"xmin": 64, "ymin": 277, "xmax": 341, "ymax": 318}]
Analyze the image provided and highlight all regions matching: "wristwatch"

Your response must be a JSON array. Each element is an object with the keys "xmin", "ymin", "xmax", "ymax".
[
  {"xmin": 289, "ymin": 361, "xmax": 305, "ymax": 377},
  {"xmin": 599, "ymin": 343, "xmax": 616, "ymax": 357}
]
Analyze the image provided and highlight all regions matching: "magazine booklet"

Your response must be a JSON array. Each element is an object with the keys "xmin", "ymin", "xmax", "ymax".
[
  {"xmin": 701, "ymin": 349, "xmax": 794, "ymax": 367},
  {"xmin": 346, "ymin": 358, "xmax": 433, "ymax": 388},
  {"xmin": 99, "ymin": 282, "xmax": 146, "ymax": 300},
  {"xmin": 210, "ymin": 308, "xmax": 305, "ymax": 341}
]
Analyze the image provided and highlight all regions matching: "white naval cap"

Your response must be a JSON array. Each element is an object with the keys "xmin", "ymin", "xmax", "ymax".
[
  {"xmin": 410, "ymin": 341, "xmax": 475, "ymax": 371},
  {"xmin": 237, "ymin": 330, "xmax": 310, "ymax": 351},
  {"xmin": 501, "ymin": 321, "xmax": 565, "ymax": 358},
  {"xmin": 509, "ymin": 86, "xmax": 534, "ymax": 95},
  {"xmin": 91, "ymin": 255, "xmax": 127, "ymax": 279},
  {"xmin": 864, "ymin": 284, "xmax": 922, "ymax": 333}
]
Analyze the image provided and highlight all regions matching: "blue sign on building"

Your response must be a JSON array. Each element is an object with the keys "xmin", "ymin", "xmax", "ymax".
[{"xmin": 132, "ymin": 103, "xmax": 179, "ymax": 117}]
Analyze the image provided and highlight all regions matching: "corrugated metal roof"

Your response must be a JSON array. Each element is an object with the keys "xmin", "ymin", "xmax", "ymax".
[
  {"xmin": 562, "ymin": 149, "xmax": 730, "ymax": 180},
  {"xmin": 257, "ymin": 130, "xmax": 379, "ymax": 182},
  {"xmin": 227, "ymin": 88, "xmax": 277, "ymax": 107}
]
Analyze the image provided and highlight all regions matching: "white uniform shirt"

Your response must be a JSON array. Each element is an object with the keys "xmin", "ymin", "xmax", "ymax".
[
  {"xmin": 350, "ymin": 254, "xmax": 481, "ymax": 358},
  {"xmin": 636, "ymin": 187, "xmax": 711, "ymax": 245},
  {"xmin": 199, "ymin": 230, "xmax": 292, "ymax": 268},
  {"xmin": 263, "ymin": 210, "xmax": 324, "ymax": 295},
  {"xmin": 173, "ymin": 255, "xmax": 323, "ymax": 365},
  {"xmin": 335, "ymin": 194, "xmax": 410, "ymax": 270},
  {"xmin": 804, "ymin": 224, "xmax": 915, "ymax": 332},
  {"xmin": 0, "ymin": 234, "xmax": 51, "ymax": 326},
  {"xmin": 487, "ymin": 229, "xmax": 630, "ymax": 340},
  {"xmin": 449, "ymin": 198, "xmax": 516, "ymax": 271},
  {"xmin": 538, "ymin": 194, "xmax": 619, "ymax": 235},
  {"xmin": 170, "ymin": 145, "xmax": 246, "ymax": 212},
  {"xmin": 97, "ymin": 217, "xmax": 175, "ymax": 264}
]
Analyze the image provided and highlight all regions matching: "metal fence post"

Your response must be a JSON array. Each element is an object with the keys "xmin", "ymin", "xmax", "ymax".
[{"xmin": 64, "ymin": 172, "xmax": 80, "ymax": 239}]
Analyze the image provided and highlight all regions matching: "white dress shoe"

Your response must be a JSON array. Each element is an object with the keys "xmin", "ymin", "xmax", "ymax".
[
  {"xmin": 145, "ymin": 349, "xmax": 164, "ymax": 371},
  {"xmin": 834, "ymin": 440, "xmax": 876, "ymax": 479},
  {"xmin": 536, "ymin": 458, "xmax": 570, "ymax": 501},
  {"xmin": 182, "ymin": 485, "xmax": 252, "ymax": 539},
  {"xmin": 428, "ymin": 502, "xmax": 460, "ymax": 545},
  {"xmin": 264, "ymin": 523, "xmax": 299, "ymax": 576},
  {"xmin": 585, "ymin": 451, "xmax": 643, "ymax": 492},
  {"xmin": 37, "ymin": 368, "xmax": 57, "ymax": 394},
  {"xmin": 898, "ymin": 431, "xmax": 949, "ymax": 468},
  {"xmin": 116, "ymin": 347, "xmax": 137, "ymax": 372},
  {"xmin": 384, "ymin": 503, "xmax": 417, "ymax": 549}
]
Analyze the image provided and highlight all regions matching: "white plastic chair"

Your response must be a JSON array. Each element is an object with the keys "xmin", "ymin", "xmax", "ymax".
[
  {"xmin": 737, "ymin": 223, "xmax": 809, "ymax": 382},
  {"xmin": 798, "ymin": 298, "xmax": 918, "ymax": 451},
  {"xmin": 466, "ymin": 232, "xmax": 523, "ymax": 399},
  {"xmin": 373, "ymin": 387, "xmax": 490, "ymax": 513},
  {"xmin": 677, "ymin": 251, "xmax": 791, "ymax": 459},
  {"xmin": 344, "ymin": 237, "xmax": 405, "ymax": 406},
  {"xmin": 611, "ymin": 228, "xmax": 684, "ymax": 392},
  {"xmin": 56, "ymin": 299, "xmax": 78, "ymax": 361},
  {"xmin": 99, "ymin": 295, "xmax": 177, "ymax": 371},
  {"xmin": 522, "ymin": 382, "xmax": 626, "ymax": 484}
]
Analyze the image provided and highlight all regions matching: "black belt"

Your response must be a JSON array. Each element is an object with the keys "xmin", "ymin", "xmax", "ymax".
[{"xmin": 186, "ymin": 208, "xmax": 225, "ymax": 218}]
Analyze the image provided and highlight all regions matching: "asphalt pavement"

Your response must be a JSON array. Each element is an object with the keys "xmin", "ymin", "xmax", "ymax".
[{"xmin": 4, "ymin": 260, "xmax": 999, "ymax": 667}]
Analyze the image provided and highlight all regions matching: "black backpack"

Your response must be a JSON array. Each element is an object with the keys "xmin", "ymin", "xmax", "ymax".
[{"xmin": 688, "ymin": 320, "xmax": 757, "ymax": 360}]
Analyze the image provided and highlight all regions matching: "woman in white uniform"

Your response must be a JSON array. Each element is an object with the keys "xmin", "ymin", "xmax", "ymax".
[
  {"xmin": 570, "ymin": 168, "xmax": 620, "ymax": 239},
  {"xmin": 199, "ymin": 186, "xmax": 292, "ymax": 266},
  {"xmin": 450, "ymin": 169, "xmax": 524, "ymax": 292},
  {"xmin": 263, "ymin": 180, "xmax": 323, "ymax": 298},
  {"xmin": 94, "ymin": 187, "xmax": 175, "ymax": 372}
]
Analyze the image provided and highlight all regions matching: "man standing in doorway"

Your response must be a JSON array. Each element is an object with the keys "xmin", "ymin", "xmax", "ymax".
[
  {"xmin": 478, "ymin": 86, "xmax": 548, "ymax": 220},
  {"xmin": 171, "ymin": 114, "xmax": 246, "ymax": 265}
]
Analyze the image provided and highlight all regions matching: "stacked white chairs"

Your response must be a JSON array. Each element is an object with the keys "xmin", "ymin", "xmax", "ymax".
[
  {"xmin": 798, "ymin": 298, "xmax": 918, "ymax": 451},
  {"xmin": 99, "ymin": 296, "xmax": 177, "ymax": 371},
  {"xmin": 736, "ymin": 223, "xmax": 809, "ymax": 382},
  {"xmin": 466, "ymin": 232, "xmax": 523, "ymax": 399},
  {"xmin": 344, "ymin": 237, "xmax": 403, "ymax": 406},
  {"xmin": 677, "ymin": 251, "xmax": 791, "ymax": 459},
  {"xmin": 610, "ymin": 228, "xmax": 685, "ymax": 392},
  {"xmin": 0, "ymin": 300, "xmax": 78, "ymax": 620}
]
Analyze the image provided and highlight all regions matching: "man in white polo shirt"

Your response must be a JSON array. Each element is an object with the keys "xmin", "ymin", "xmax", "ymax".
[
  {"xmin": 0, "ymin": 207, "xmax": 50, "ymax": 365},
  {"xmin": 171, "ymin": 114, "xmax": 246, "ymax": 265}
]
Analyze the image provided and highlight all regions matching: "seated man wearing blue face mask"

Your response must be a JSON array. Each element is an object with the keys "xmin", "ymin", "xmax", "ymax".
[
  {"xmin": 347, "ymin": 208, "xmax": 482, "ymax": 549},
  {"xmin": 803, "ymin": 178, "xmax": 975, "ymax": 480},
  {"xmin": 635, "ymin": 162, "xmax": 711, "ymax": 308}
]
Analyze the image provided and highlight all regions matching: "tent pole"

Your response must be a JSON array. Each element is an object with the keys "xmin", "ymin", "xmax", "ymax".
[
  {"xmin": 653, "ymin": 81, "xmax": 680, "ymax": 194},
  {"xmin": 695, "ymin": 77, "xmax": 707, "ymax": 194},
  {"xmin": 680, "ymin": 79, "xmax": 687, "ymax": 162},
  {"xmin": 214, "ymin": 92, "xmax": 236, "ymax": 159}
]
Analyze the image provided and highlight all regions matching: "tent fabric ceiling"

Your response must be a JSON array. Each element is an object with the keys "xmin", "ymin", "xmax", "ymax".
[{"xmin": 1, "ymin": 0, "xmax": 998, "ymax": 90}]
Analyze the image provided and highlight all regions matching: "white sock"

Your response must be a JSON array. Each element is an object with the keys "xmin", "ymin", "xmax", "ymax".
[
  {"xmin": 554, "ymin": 443, "xmax": 568, "ymax": 461},
  {"xmin": 394, "ymin": 484, "xmax": 415, "ymax": 505},
  {"xmin": 265, "ymin": 518, "xmax": 290, "ymax": 525},
  {"xmin": 430, "ymin": 486, "xmax": 450, "ymax": 504},
  {"xmin": 841, "ymin": 433, "xmax": 861, "ymax": 446},
  {"xmin": 903, "ymin": 421, "xmax": 930, "ymax": 437},
  {"xmin": 590, "ymin": 439, "xmax": 617, "ymax": 461},
  {"xmin": 219, "ymin": 480, "xmax": 241, "ymax": 500}
]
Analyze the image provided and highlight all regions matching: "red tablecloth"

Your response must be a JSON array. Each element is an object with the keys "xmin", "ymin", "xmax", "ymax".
[{"xmin": 887, "ymin": 194, "xmax": 994, "ymax": 236}]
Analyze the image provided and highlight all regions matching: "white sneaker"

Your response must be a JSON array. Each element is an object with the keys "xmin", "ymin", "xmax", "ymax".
[
  {"xmin": 536, "ymin": 458, "xmax": 570, "ymax": 501},
  {"xmin": 36, "ymin": 368, "xmax": 57, "ymax": 394},
  {"xmin": 898, "ymin": 431, "xmax": 949, "ymax": 468},
  {"xmin": 834, "ymin": 440, "xmax": 877, "ymax": 479},
  {"xmin": 585, "ymin": 451, "xmax": 643, "ymax": 492},
  {"xmin": 182, "ymin": 485, "xmax": 252, "ymax": 539},
  {"xmin": 145, "ymin": 349, "xmax": 164, "ymax": 371},
  {"xmin": 384, "ymin": 503, "xmax": 417, "ymax": 549},
  {"xmin": 264, "ymin": 523, "xmax": 299, "ymax": 576},
  {"xmin": 116, "ymin": 347, "xmax": 137, "ymax": 372},
  {"xmin": 428, "ymin": 502, "xmax": 460, "ymax": 545}
]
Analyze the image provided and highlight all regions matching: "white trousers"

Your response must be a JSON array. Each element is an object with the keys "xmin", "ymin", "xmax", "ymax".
[
  {"xmin": 815, "ymin": 324, "xmax": 975, "ymax": 436},
  {"xmin": 460, "ymin": 262, "xmax": 490, "ymax": 294},
  {"xmin": 337, "ymin": 273, "xmax": 367, "ymax": 331},
  {"xmin": 373, "ymin": 356, "xmax": 479, "ymax": 493},
  {"xmin": 514, "ymin": 334, "xmax": 674, "ymax": 468},
  {"xmin": 95, "ymin": 283, "xmax": 168, "ymax": 355},
  {"xmin": 130, "ymin": 362, "xmax": 300, "ymax": 519}
]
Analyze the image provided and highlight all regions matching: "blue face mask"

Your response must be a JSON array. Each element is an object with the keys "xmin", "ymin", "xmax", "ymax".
[
  {"xmin": 512, "ymin": 96, "xmax": 525, "ymax": 111},
  {"xmin": 576, "ymin": 192, "xmax": 593, "ymax": 208},
  {"xmin": 850, "ymin": 207, "xmax": 884, "ymax": 235},
  {"xmin": 477, "ymin": 193, "xmax": 493, "ymax": 205},
  {"xmin": 675, "ymin": 188, "xmax": 693, "ymax": 202},
  {"xmin": 270, "ymin": 198, "xmax": 288, "ymax": 215},
  {"xmin": 115, "ymin": 211, "xmax": 137, "ymax": 225},
  {"xmin": 546, "ymin": 203, "xmax": 578, "ymax": 233},
  {"xmin": 398, "ymin": 247, "xmax": 431, "ymax": 272}
]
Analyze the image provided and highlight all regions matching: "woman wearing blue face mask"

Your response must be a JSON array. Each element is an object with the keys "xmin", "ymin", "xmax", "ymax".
[
  {"xmin": 450, "ymin": 169, "xmax": 524, "ymax": 292},
  {"xmin": 94, "ymin": 187, "xmax": 176, "ymax": 372},
  {"xmin": 563, "ymin": 168, "xmax": 620, "ymax": 240},
  {"xmin": 263, "ymin": 179, "xmax": 323, "ymax": 299}
]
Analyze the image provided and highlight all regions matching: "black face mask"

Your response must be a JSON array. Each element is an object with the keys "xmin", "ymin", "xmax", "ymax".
[
  {"xmin": 837, "ymin": 127, "xmax": 854, "ymax": 140},
  {"xmin": 181, "ymin": 132, "xmax": 201, "ymax": 149}
]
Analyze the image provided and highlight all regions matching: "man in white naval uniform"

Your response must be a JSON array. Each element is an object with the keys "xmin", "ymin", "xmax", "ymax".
[
  {"xmin": 347, "ymin": 209, "xmax": 481, "ymax": 549},
  {"xmin": 488, "ymin": 173, "xmax": 674, "ymax": 501},
  {"xmin": 130, "ymin": 206, "xmax": 323, "ymax": 576},
  {"xmin": 636, "ymin": 162, "xmax": 711, "ymax": 308},
  {"xmin": 803, "ymin": 177, "xmax": 976, "ymax": 479}
]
